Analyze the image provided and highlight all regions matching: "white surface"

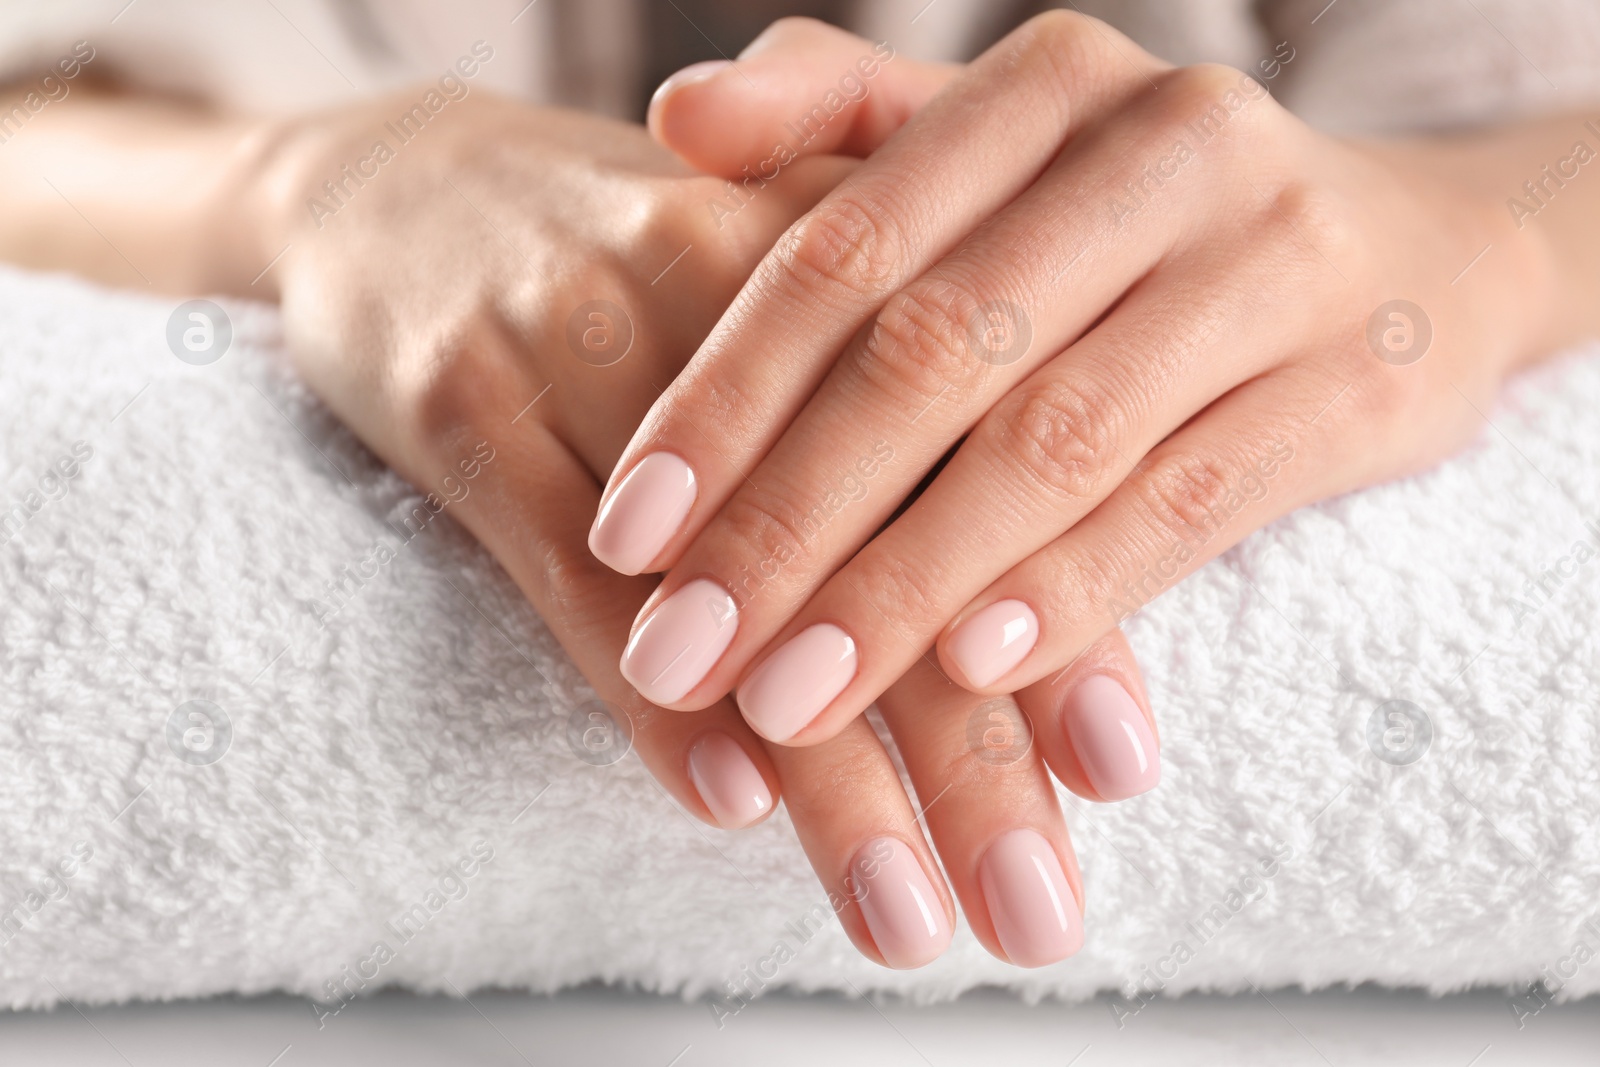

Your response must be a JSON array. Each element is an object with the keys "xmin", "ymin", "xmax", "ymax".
[
  {"xmin": 0, "ymin": 987, "xmax": 1596, "ymax": 1066},
  {"xmin": 5, "ymin": 265, "xmax": 1600, "ymax": 1010}
]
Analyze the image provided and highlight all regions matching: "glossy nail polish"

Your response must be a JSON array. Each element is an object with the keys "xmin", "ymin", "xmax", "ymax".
[
  {"xmin": 651, "ymin": 60, "xmax": 734, "ymax": 107},
  {"xmin": 620, "ymin": 579, "xmax": 737, "ymax": 705},
  {"xmin": 852, "ymin": 837, "xmax": 951, "ymax": 969},
  {"xmin": 979, "ymin": 828, "xmax": 1083, "ymax": 967},
  {"xmin": 687, "ymin": 732, "xmax": 771, "ymax": 829},
  {"xmin": 735, "ymin": 623, "xmax": 857, "ymax": 742},
  {"xmin": 945, "ymin": 599, "xmax": 1039, "ymax": 688},
  {"xmin": 1061, "ymin": 674, "xmax": 1160, "ymax": 800},
  {"xmin": 588, "ymin": 452, "xmax": 696, "ymax": 575}
]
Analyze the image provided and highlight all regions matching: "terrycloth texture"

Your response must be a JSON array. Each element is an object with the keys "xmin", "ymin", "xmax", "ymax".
[{"xmin": 1, "ymin": 263, "xmax": 1598, "ymax": 1013}]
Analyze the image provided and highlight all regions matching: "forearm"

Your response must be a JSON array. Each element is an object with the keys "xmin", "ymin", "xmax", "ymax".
[
  {"xmin": 0, "ymin": 85, "xmax": 283, "ymax": 296},
  {"xmin": 6, "ymin": 79, "xmax": 1600, "ymax": 366}
]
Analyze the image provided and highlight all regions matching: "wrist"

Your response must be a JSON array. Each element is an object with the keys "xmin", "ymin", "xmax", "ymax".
[
  {"xmin": 195, "ymin": 114, "xmax": 305, "ymax": 298},
  {"xmin": 1358, "ymin": 132, "xmax": 1565, "ymax": 373}
]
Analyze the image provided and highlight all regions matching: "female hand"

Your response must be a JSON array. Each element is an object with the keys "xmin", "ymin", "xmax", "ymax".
[
  {"xmin": 0, "ymin": 77, "xmax": 1142, "ymax": 967},
  {"xmin": 252, "ymin": 93, "xmax": 1116, "ymax": 968},
  {"xmin": 595, "ymin": 15, "xmax": 1556, "ymax": 769}
]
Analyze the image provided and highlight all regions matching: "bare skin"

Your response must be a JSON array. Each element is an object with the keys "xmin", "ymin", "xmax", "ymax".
[
  {"xmin": 2, "ymin": 14, "xmax": 1597, "ymax": 969},
  {"xmin": 612, "ymin": 16, "xmax": 1598, "ymax": 763},
  {"xmin": 0, "ymin": 77, "xmax": 1126, "ymax": 969}
]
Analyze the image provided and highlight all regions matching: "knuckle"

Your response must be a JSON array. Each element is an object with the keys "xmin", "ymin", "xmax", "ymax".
[
  {"xmin": 1343, "ymin": 357, "xmax": 1412, "ymax": 426},
  {"xmin": 638, "ymin": 178, "xmax": 704, "ymax": 246},
  {"xmin": 1074, "ymin": 545, "xmax": 1133, "ymax": 629},
  {"xmin": 1156, "ymin": 62, "xmax": 1270, "ymax": 149},
  {"xmin": 403, "ymin": 327, "xmax": 498, "ymax": 458},
  {"xmin": 1021, "ymin": 9, "xmax": 1112, "ymax": 64},
  {"xmin": 1021, "ymin": 9, "xmax": 1092, "ymax": 49},
  {"xmin": 716, "ymin": 487, "xmax": 815, "ymax": 587},
  {"xmin": 848, "ymin": 549, "xmax": 947, "ymax": 636},
  {"xmin": 673, "ymin": 361, "xmax": 764, "ymax": 452},
  {"xmin": 1015, "ymin": 10, "xmax": 1128, "ymax": 118},
  {"xmin": 531, "ymin": 527, "xmax": 602, "ymax": 626},
  {"xmin": 758, "ymin": 15, "xmax": 834, "ymax": 46},
  {"xmin": 937, "ymin": 723, "xmax": 1021, "ymax": 788},
  {"xmin": 1171, "ymin": 61, "xmax": 1251, "ymax": 103},
  {"xmin": 1267, "ymin": 180, "xmax": 1356, "ymax": 264},
  {"xmin": 1138, "ymin": 452, "xmax": 1239, "ymax": 542},
  {"xmin": 772, "ymin": 196, "xmax": 902, "ymax": 307},
  {"xmin": 857, "ymin": 282, "xmax": 981, "ymax": 405},
  {"xmin": 994, "ymin": 378, "xmax": 1126, "ymax": 499}
]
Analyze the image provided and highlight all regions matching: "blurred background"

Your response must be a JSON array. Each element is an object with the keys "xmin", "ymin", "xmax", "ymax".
[{"xmin": 2, "ymin": 2, "xmax": 1598, "ymax": 1063}]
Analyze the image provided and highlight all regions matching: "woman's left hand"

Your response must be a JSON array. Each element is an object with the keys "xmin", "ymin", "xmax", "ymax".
[{"xmin": 591, "ymin": 14, "xmax": 1556, "ymax": 748}]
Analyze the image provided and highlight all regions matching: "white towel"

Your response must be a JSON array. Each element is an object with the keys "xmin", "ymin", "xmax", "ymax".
[{"xmin": 1, "ymin": 264, "xmax": 1597, "ymax": 1016}]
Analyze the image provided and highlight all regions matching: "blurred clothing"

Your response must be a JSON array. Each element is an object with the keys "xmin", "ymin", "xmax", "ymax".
[{"xmin": 1, "ymin": 0, "xmax": 1598, "ymax": 133}]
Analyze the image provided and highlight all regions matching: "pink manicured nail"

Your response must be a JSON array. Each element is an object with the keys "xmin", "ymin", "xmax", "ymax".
[
  {"xmin": 687, "ymin": 732, "xmax": 771, "ymax": 829},
  {"xmin": 979, "ymin": 828, "xmax": 1083, "ymax": 967},
  {"xmin": 648, "ymin": 61, "xmax": 734, "ymax": 139},
  {"xmin": 853, "ymin": 837, "xmax": 951, "ymax": 969},
  {"xmin": 735, "ymin": 623, "xmax": 857, "ymax": 742},
  {"xmin": 945, "ymin": 599, "xmax": 1039, "ymax": 688},
  {"xmin": 653, "ymin": 60, "xmax": 734, "ymax": 103},
  {"xmin": 620, "ymin": 579, "xmax": 737, "ymax": 705},
  {"xmin": 589, "ymin": 452, "xmax": 697, "ymax": 575},
  {"xmin": 1061, "ymin": 674, "xmax": 1160, "ymax": 800}
]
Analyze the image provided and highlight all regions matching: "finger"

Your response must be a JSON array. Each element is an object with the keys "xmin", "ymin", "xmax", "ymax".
[
  {"xmin": 875, "ymin": 659, "xmax": 1085, "ymax": 967},
  {"xmin": 451, "ymin": 346, "xmax": 956, "ymax": 970},
  {"xmin": 944, "ymin": 364, "xmax": 1344, "ymax": 700},
  {"xmin": 630, "ymin": 64, "xmax": 1279, "ymax": 738},
  {"xmin": 553, "ymin": 149, "xmax": 857, "ymax": 482},
  {"xmin": 1015, "ymin": 628, "xmax": 1161, "ymax": 803},
  {"xmin": 603, "ymin": 15, "xmax": 1170, "ymax": 724},
  {"xmin": 593, "ymin": 10, "xmax": 1166, "ymax": 579},
  {"xmin": 783, "ymin": 205, "xmax": 1302, "ymax": 730},
  {"xmin": 668, "ymin": 152, "xmax": 866, "ymax": 321},
  {"xmin": 446, "ymin": 399, "xmax": 779, "ymax": 829},
  {"xmin": 768, "ymin": 715, "xmax": 955, "ymax": 969},
  {"xmin": 649, "ymin": 17, "xmax": 956, "ymax": 175}
]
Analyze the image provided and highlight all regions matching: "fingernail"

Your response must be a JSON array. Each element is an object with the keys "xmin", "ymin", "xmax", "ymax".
[
  {"xmin": 853, "ymin": 837, "xmax": 951, "ymax": 969},
  {"xmin": 736, "ymin": 623, "xmax": 857, "ymax": 742},
  {"xmin": 589, "ymin": 452, "xmax": 697, "ymax": 575},
  {"xmin": 979, "ymin": 828, "xmax": 1083, "ymax": 967},
  {"xmin": 1061, "ymin": 674, "xmax": 1160, "ymax": 800},
  {"xmin": 649, "ymin": 60, "xmax": 734, "ymax": 118},
  {"xmin": 945, "ymin": 599, "xmax": 1039, "ymax": 688},
  {"xmin": 659, "ymin": 60, "xmax": 734, "ymax": 96},
  {"xmin": 621, "ymin": 579, "xmax": 738, "ymax": 705},
  {"xmin": 687, "ymin": 732, "xmax": 772, "ymax": 829}
]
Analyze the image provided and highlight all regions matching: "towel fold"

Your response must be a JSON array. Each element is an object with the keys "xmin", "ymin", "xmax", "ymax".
[{"xmin": 1, "ymin": 264, "xmax": 1597, "ymax": 1012}]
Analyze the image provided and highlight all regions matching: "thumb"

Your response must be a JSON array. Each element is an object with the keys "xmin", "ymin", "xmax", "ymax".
[{"xmin": 648, "ymin": 17, "xmax": 957, "ymax": 179}]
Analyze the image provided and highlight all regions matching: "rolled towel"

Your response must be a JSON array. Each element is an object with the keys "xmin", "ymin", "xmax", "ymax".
[{"xmin": 0, "ymin": 265, "xmax": 1596, "ymax": 1013}]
